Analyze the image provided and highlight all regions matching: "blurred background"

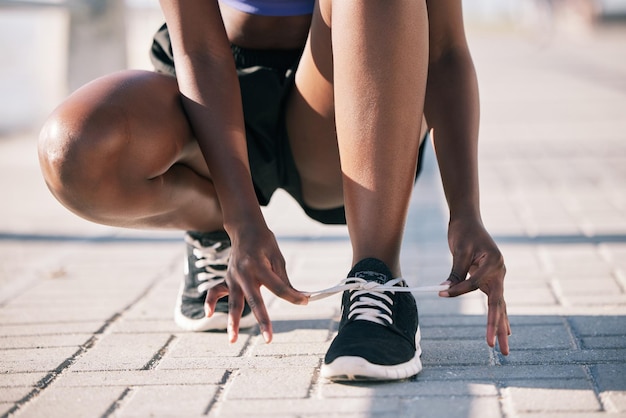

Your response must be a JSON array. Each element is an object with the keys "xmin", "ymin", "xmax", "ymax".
[
  {"xmin": 1, "ymin": 0, "xmax": 625, "ymax": 134},
  {"xmin": 0, "ymin": 3, "xmax": 625, "ymax": 415}
]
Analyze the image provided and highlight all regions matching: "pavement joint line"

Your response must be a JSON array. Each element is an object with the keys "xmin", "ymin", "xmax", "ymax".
[
  {"xmin": 306, "ymin": 358, "xmax": 324, "ymax": 399},
  {"xmin": 599, "ymin": 391, "xmax": 621, "ymax": 414},
  {"xmin": 549, "ymin": 278, "xmax": 568, "ymax": 307},
  {"xmin": 205, "ymin": 370, "xmax": 235, "ymax": 417},
  {"xmin": 498, "ymin": 385, "xmax": 516, "ymax": 418},
  {"xmin": 611, "ymin": 267, "xmax": 626, "ymax": 294},
  {"xmin": 0, "ymin": 259, "xmax": 177, "ymax": 417},
  {"xmin": 100, "ymin": 386, "xmax": 134, "ymax": 418},
  {"xmin": 1, "ymin": 336, "xmax": 98, "ymax": 418},
  {"xmin": 239, "ymin": 331, "xmax": 260, "ymax": 358},
  {"xmin": 141, "ymin": 334, "xmax": 178, "ymax": 371},
  {"xmin": 563, "ymin": 316, "xmax": 583, "ymax": 351},
  {"xmin": 582, "ymin": 364, "xmax": 610, "ymax": 413}
]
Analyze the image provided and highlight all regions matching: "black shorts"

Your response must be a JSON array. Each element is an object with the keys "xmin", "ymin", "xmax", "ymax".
[{"xmin": 150, "ymin": 24, "xmax": 425, "ymax": 225}]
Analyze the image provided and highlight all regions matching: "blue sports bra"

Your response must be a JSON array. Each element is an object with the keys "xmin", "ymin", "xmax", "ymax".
[{"xmin": 220, "ymin": 0, "xmax": 314, "ymax": 16}]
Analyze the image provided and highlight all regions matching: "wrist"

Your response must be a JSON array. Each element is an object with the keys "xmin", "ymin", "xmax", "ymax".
[
  {"xmin": 222, "ymin": 210, "xmax": 267, "ymax": 236},
  {"xmin": 448, "ymin": 210, "xmax": 483, "ymax": 227}
]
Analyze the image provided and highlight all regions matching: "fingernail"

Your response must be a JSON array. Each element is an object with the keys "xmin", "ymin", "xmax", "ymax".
[
  {"xmin": 439, "ymin": 291, "xmax": 450, "ymax": 297},
  {"xmin": 262, "ymin": 331, "xmax": 271, "ymax": 344},
  {"xmin": 440, "ymin": 280, "xmax": 452, "ymax": 286}
]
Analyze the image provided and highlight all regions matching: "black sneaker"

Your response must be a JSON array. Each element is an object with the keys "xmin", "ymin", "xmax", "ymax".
[
  {"xmin": 174, "ymin": 231, "xmax": 256, "ymax": 332},
  {"xmin": 321, "ymin": 258, "xmax": 422, "ymax": 381}
]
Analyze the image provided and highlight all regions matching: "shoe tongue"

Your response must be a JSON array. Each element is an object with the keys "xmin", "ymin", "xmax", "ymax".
[
  {"xmin": 354, "ymin": 270, "xmax": 388, "ymax": 285},
  {"xmin": 348, "ymin": 258, "xmax": 392, "ymax": 284},
  {"xmin": 188, "ymin": 231, "xmax": 230, "ymax": 249}
]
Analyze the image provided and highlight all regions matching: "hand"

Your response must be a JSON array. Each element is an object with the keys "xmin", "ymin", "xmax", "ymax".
[
  {"xmin": 204, "ymin": 225, "xmax": 308, "ymax": 344},
  {"xmin": 439, "ymin": 218, "xmax": 511, "ymax": 355}
]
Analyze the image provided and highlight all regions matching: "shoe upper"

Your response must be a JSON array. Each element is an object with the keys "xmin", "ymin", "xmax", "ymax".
[
  {"xmin": 325, "ymin": 258, "xmax": 419, "ymax": 366},
  {"xmin": 181, "ymin": 231, "xmax": 232, "ymax": 319}
]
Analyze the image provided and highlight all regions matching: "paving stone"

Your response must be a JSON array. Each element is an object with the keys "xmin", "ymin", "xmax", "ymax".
[
  {"xmin": 267, "ymin": 320, "xmax": 332, "ymax": 343},
  {"xmin": 412, "ymin": 324, "xmax": 485, "ymax": 341},
  {"xmin": 420, "ymin": 364, "xmax": 588, "ymax": 381},
  {"xmin": 580, "ymin": 335, "xmax": 626, "ymax": 349},
  {"xmin": 250, "ymin": 341, "xmax": 329, "ymax": 357},
  {"xmin": 568, "ymin": 316, "xmax": 626, "ymax": 337},
  {"xmin": 69, "ymin": 333, "xmax": 174, "ymax": 371},
  {"xmin": 505, "ymin": 379, "xmax": 601, "ymax": 413},
  {"xmin": 116, "ymin": 384, "xmax": 219, "ymax": 417},
  {"xmin": 158, "ymin": 354, "xmax": 321, "ymax": 370},
  {"xmin": 557, "ymin": 277, "xmax": 623, "ymax": 296},
  {"xmin": 0, "ymin": 334, "xmax": 92, "ymax": 349},
  {"xmin": 0, "ymin": 321, "xmax": 105, "ymax": 337},
  {"xmin": 500, "ymin": 348, "xmax": 626, "ymax": 365},
  {"xmin": 214, "ymin": 398, "xmax": 403, "ymax": 417},
  {"xmin": 55, "ymin": 369, "xmax": 227, "ymax": 387},
  {"xmin": 122, "ymin": 279, "xmax": 181, "ymax": 321},
  {"xmin": 0, "ymin": 372, "xmax": 47, "ymax": 388},
  {"xmin": 0, "ymin": 346, "xmax": 78, "ymax": 373},
  {"xmin": 563, "ymin": 294, "xmax": 626, "ymax": 306},
  {"xmin": 16, "ymin": 386, "xmax": 126, "ymax": 418},
  {"xmin": 421, "ymin": 340, "xmax": 493, "ymax": 366},
  {"xmin": 319, "ymin": 380, "xmax": 498, "ymax": 398},
  {"xmin": 0, "ymin": 387, "xmax": 34, "ymax": 403},
  {"xmin": 591, "ymin": 364, "xmax": 626, "ymax": 393},
  {"xmin": 226, "ymin": 368, "xmax": 315, "ymax": 400},
  {"xmin": 602, "ymin": 391, "xmax": 626, "ymax": 413},
  {"xmin": 109, "ymin": 319, "xmax": 182, "ymax": 334},
  {"xmin": 166, "ymin": 331, "xmax": 250, "ymax": 358},
  {"xmin": 506, "ymin": 323, "xmax": 575, "ymax": 350},
  {"xmin": 0, "ymin": 305, "xmax": 118, "ymax": 324},
  {"xmin": 401, "ymin": 396, "xmax": 504, "ymax": 418},
  {"xmin": 504, "ymin": 284, "xmax": 559, "ymax": 307}
]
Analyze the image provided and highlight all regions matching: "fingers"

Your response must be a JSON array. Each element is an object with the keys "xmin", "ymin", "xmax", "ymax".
[
  {"xmin": 268, "ymin": 257, "xmax": 309, "ymax": 306},
  {"xmin": 486, "ymin": 289, "xmax": 510, "ymax": 355},
  {"xmin": 439, "ymin": 250, "xmax": 473, "ymax": 298},
  {"xmin": 227, "ymin": 284, "xmax": 245, "ymax": 343},
  {"xmin": 438, "ymin": 240, "xmax": 510, "ymax": 354},
  {"xmin": 205, "ymin": 282, "xmax": 229, "ymax": 317},
  {"xmin": 225, "ymin": 257, "xmax": 303, "ymax": 344}
]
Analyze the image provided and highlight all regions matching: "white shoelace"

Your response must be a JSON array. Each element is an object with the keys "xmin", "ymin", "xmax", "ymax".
[
  {"xmin": 186, "ymin": 236, "xmax": 230, "ymax": 293},
  {"xmin": 303, "ymin": 279, "xmax": 449, "ymax": 301},
  {"xmin": 305, "ymin": 277, "xmax": 449, "ymax": 326},
  {"xmin": 187, "ymin": 235, "xmax": 449, "ymax": 305},
  {"xmin": 190, "ymin": 266, "xmax": 449, "ymax": 303}
]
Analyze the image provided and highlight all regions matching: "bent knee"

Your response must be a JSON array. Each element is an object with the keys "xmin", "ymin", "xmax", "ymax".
[{"xmin": 38, "ymin": 98, "xmax": 131, "ymax": 220}]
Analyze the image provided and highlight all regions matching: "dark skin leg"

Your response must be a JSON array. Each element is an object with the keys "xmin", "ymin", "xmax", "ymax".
[
  {"xmin": 286, "ymin": 0, "xmax": 428, "ymax": 277},
  {"xmin": 39, "ymin": 70, "xmax": 224, "ymax": 232}
]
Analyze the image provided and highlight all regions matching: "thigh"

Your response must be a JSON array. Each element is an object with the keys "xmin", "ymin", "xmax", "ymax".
[
  {"xmin": 53, "ymin": 69, "xmax": 207, "ymax": 181},
  {"xmin": 285, "ymin": 1, "xmax": 342, "ymax": 210}
]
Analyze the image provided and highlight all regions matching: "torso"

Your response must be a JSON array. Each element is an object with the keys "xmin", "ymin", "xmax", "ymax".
[{"xmin": 220, "ymin": 3, "xmax": 312, "ymax": 50}]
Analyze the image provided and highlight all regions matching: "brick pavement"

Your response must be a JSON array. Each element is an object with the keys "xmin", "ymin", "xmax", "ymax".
[{"xmin": 1, "ymin": 23, "xmax": 626, "ymax": 418}]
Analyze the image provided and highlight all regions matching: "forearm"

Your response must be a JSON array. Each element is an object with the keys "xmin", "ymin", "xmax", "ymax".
[
  {"xmin": 425, "ymin": 48, "xmax": 482, "ymax": 222},
  {"xmin": 176, "ymin": 54, "xmax": 265, "ymax": 232},
  {"xmin": 160, "ymin": 1, "xmax": 266, "ymax": 233}
]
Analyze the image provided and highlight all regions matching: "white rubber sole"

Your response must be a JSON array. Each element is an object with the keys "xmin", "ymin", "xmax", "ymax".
[
  {"xmin": 321, "ymin": 327, "xmax": 423, "ymax": 381},
  {"xmin": 174, "ymin": 283, "xmax": 257, "ymax": 332},
  {"xmin": 320, "ymin": 353, "xmax": 422, "ymax": 381}
]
